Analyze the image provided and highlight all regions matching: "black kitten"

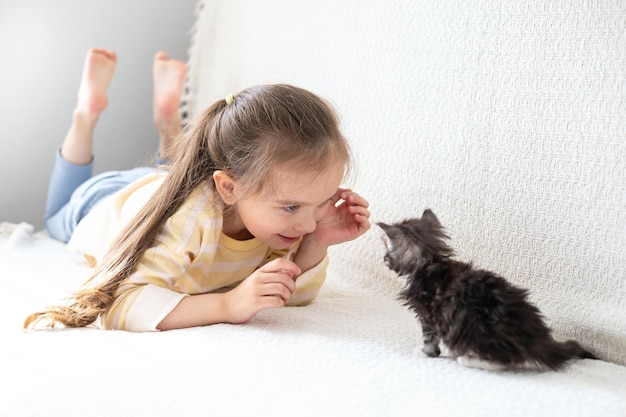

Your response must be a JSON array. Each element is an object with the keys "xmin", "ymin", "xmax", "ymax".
[{"xmin": 377, "ymin": 209, "xmax": 595, "ymax": 371}]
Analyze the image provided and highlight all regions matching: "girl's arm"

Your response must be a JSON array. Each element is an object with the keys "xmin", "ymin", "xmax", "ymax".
[{"xmin": 157, "ymin": 258, "xmax": 300, "ymax": 330}]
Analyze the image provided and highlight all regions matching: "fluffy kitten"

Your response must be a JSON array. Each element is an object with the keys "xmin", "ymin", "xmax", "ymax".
[{"xmin": 377, "ymin": 209, "xmax": 596, "ymax": 371}]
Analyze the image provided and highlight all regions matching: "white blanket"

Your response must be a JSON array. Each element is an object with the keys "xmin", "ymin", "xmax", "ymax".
[
  {"xmin": 1, "ymin": 222, "xmax": 625, "ymax": 417},
  {"xmin": 185, "ymin": 0, "xmax": 626, "ymax": 367}
]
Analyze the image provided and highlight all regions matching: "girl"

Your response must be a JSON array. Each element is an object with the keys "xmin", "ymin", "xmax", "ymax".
[{"xmin": 24, "ymin": 48, "xmax": 370, "ymax": 332}]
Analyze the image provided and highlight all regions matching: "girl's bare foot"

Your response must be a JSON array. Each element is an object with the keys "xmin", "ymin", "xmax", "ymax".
[
  {"xmin": 76, "ymin": 48, "xmax": 117, "ymax": 118},
  {"xmin": 153, "ymin": 51, "xmax": 187, "ymax": 160},
  {"xmin": 61, "ymin": 48, "xmax": 117, "ymax": 165}
]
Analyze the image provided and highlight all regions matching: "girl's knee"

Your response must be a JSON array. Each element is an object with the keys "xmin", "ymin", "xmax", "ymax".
[{"xmin": 45, "ymin": 217, "xmax": 71, "ymax": 243}]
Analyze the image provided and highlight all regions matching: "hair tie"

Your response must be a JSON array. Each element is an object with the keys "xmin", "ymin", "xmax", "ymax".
[{"xmin": 224, "ymin": 93, "xmax": 234, "ymax": 105}]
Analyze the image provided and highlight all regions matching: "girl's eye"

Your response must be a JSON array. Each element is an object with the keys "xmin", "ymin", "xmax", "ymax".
[{"xmin": 283, "ymin": 205, "xmax": 300, "ymax": 213}]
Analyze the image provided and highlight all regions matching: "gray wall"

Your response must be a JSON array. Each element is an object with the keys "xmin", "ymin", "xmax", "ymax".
[{"xmin": 0, "ymin": 0, "xmax": 198, "ymax": 229}]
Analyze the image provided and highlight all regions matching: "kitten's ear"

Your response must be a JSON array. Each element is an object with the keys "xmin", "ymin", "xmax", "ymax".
[
  {"xmin": 422, "ymin": 209, "xmax": 440, "ymax": 224},
  {"xmin": 376, "ymin": 222, "xmax": 390, "ymax": 231},
  {"xmin": 376, "ymin": 222, "xmax": 395, "ymax": 237}
]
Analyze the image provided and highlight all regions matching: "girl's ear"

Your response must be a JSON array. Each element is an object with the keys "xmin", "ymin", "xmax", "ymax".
[{"xmin": 213, "ymin": 170, "xmax": 237, "ymax": 205}]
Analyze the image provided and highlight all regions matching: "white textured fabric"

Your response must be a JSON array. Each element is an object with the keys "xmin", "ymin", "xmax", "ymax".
[
  {"xmin": 3, "ymin": 1, "xmax": 626, "ymax": 415},
  {"xmin": 1, "ymin": 223, "xmax": 626, "ymax": 417},
  {"xmin": 186, "ymin": 0, "xmax": 626, "ymax": 366}
]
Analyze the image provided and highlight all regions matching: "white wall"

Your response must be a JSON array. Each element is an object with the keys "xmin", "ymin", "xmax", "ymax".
[{"xmin": 0, "ymin": 0, "xmax": 198, "ymax": 228}]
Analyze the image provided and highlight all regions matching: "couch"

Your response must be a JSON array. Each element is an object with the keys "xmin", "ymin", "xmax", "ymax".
[{"xmin": 1, "ymin": 1, "xmax": 625, "ymax": 416}]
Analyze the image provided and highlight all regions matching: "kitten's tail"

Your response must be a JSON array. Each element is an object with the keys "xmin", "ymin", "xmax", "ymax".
[{"xmin": 535, "ymin": 339, "xmax": 597, "ymax": 370}]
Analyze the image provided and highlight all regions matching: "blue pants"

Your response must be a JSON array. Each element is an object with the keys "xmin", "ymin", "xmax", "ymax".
[{"xmin": 44, "ymin": 150, "xmax": 158, "ymax": 243}]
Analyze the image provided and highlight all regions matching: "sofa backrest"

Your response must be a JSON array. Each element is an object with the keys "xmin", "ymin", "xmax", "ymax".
[{"xmin": 185, "ymin": 0, "xmax": 626, "ymax": 365}]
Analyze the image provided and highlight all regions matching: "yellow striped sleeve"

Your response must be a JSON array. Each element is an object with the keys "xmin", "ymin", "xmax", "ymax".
[{"xmin": 287, "ymin": 255, "xmax": 329, "ymax": 306}]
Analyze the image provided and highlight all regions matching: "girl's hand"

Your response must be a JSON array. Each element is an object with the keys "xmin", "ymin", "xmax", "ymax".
[
  {"xmin": 310, "ymin": 188, "xmax": 371, "ymax": 247},
  {"xmin": 222, "ymin": 258, "xmax": 301, "ymax": 324}
]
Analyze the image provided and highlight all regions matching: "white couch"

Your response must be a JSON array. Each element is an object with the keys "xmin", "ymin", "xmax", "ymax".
[{"xmin": 2, "ymin": 1, "xmax": 625, "ymax": 416}]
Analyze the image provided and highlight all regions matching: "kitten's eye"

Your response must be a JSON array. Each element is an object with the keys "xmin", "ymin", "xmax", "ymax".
[{"xmin": 283, "ymin": 205, "xmax": 300, "ymax": 213}]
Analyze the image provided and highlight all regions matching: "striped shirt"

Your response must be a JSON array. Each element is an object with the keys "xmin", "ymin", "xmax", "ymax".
[{"xmin": 67, "ymin": 173, "xmax": 328, "ymax": 331}]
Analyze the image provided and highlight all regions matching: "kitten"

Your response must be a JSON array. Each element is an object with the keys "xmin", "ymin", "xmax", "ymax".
[{"xmin": 377, "ymin": 209, "xmax": 596, "ymax": 371}]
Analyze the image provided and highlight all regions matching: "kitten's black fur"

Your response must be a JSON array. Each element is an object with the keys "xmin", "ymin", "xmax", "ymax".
[{"xmin": 378, "ymin": 209, "xmax": 596, "ymax": 371}]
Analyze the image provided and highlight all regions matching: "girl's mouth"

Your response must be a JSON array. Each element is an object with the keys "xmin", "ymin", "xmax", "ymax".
[{"xmin": 278, "ymin": 235, "xmax": 300, "ymax": 244}]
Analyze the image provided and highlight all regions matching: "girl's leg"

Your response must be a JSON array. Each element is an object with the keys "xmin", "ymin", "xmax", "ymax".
[
  {"xmin": 44, "ymin": 49, "xmax": 185, "ymax": 242},
  {"xmin": 152, "ymin": 51, "xmax": 187, "ymax": 163},
  {"xmin": 63, "ymin": 48, "xmax": 117, "ymax": 164},
  {"xmin": 45, "ymin": 48, "xmax": 117, "ymax": 242}
]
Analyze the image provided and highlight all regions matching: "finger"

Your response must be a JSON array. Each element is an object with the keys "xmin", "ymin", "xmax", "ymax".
[
  {"xmin": 259, "ymin": 258, "xmax": 302, "ymax": 277},
  {"xmin": 348, "ymin": 213, "xmax": 371, "ymax": 235},
  {"xmin": 256, "ymin": 295, "xmax": 286, "ymax": 310},
  {"xmin": 257, "ymin": 271, "xmax": 297, "ymax": 294},
  {"xmin": 340, "ymin": 190, "xmax": 369, "ymax": 209},
  {"xmin": 274, "ymin": 273, "xmax": 297, "ymax": 294},
  {"xmin": 333, "ymin": 188, "xmax": 354, "ymax": 203},
  {"xmin": 262, "ymin": 283, "xmax": 293, "ymax": 302},
  {"xmin": 355, "ymin": 214, "xmax": 371, "ymax": 231},
  {"xmin": 334, "ymin": 188, "xmax": 350, "ymax": 203},
  {"xmin": 348, "ymin": 204, "xmax": 371, "ymax": 218}
]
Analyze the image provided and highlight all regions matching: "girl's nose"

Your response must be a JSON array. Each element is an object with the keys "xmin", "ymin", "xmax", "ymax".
[{"xmin": 294, "ymin": 215, "xmax": 317, "ymax": 234}]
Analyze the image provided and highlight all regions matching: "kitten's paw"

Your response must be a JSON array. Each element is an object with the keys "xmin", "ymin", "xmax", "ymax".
[
  {"xmin": 414, "ymin": 346, "xmax": 440, "ymax": 358},
  {"xmin": 421, "ymin": 344, "xmax": 441, "ymax": 358},
  {"xmin": 439, "ymin": 344, "xmax": 454, "ymax": 358},
  {"xmin": 457, "ymin": 355, "xmax": 506, "ymax": 371}
]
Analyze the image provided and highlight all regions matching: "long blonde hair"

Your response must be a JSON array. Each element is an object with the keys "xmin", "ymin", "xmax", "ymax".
[{"xmin": 24, "ymin": 84, "xmax": 350, "ymax": 329}]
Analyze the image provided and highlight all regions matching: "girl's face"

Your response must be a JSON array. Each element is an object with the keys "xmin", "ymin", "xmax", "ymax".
[{"xmin": 230, "ymin": 160, "xmax": 345, "ymax": 249}]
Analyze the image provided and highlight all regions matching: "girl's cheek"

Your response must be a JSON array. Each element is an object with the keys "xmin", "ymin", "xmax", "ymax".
[{"xmin": 314, "ymin": 205, "xmax": 331, "ymax": 222}]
